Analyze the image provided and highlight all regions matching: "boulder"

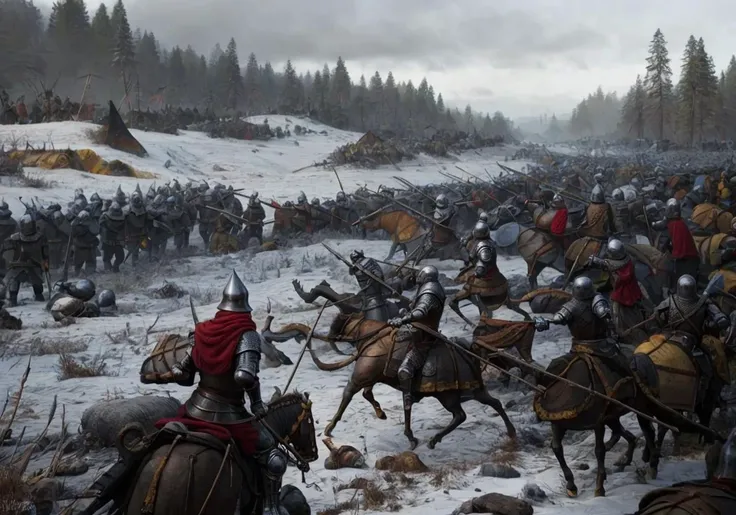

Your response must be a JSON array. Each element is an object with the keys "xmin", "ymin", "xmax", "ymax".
[
  {"xmin": 521, "ymin": 483, "xmax": 547, "ymax": 503},
  {"xmin": 280, "ymin": 485, "xmax": 310, "ymax": 515},
  {"xmin": 81, "ymin": 396, "xmax": 180, "ymax": 447},
  {"xmin": 375, "ymin": 451, "xmax": 429, "ymax": 473},
  {"xmin": 478, "ymin": 463, "xmax": 521, "ymax": 479},
  {"xmin": 453, "ymin": 492, "xmax": 533, "ymax": 515}
]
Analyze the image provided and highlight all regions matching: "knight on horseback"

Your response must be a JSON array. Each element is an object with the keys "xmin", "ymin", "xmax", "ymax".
[
  {"xmin": 651, "ymin": 198, "xmax": 700, "ymax": 291},
  {"xmin": 578, "ymin": 184, "xmax": 617, "ymax": 240},
  {"xmin": 349, "ymin": 249, "xmax": 390, "ymax": 321},
  {"xmin": 423, "ymin": 194, "xmax": 456, "ymax": 254},
  {"xmin": 652, "ymin": 274, "xmax": 730, "ymax": 386},
  {"xmin": 389, "ymin": 265, "xmax": 446, "ymax": 399},
  {"xmin": 170, "ymin": 271, "xmax": 289, "ymax": 515}
]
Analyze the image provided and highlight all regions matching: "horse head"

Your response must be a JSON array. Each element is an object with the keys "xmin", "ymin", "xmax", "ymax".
[{"xmin": 265, "ymin": 391, "xmax": 318, "ymax": 463}]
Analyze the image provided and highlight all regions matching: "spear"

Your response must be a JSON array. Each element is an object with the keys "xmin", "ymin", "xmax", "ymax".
[
  {"xmin": 393, "ymin": 176, "xmax": 436, "ymax": 203},
  {"xmin": 497, "ymin": 162, "xmax": 587, "ymax": 204},
  {"xmin": 332, "ymin": 166, "xmax": 345, "ymax": 193},
  {"xmin": 203, "ymin": 205, "xmax": 275, "ymax": 226},
  {"xmin": 373, "ymin": 191, "xmax": 451, "ymax": 231}
]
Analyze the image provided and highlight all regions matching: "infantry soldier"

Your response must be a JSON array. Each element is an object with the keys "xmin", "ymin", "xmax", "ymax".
[
  {"xmin": 42, "ymin": 209, "xmax": 70, "ymax": 269},
  {"xmin": 0, "ymin": 201, "xmax": 18, "ymax": 279},
  {"xmin": 292, "ymin": 191, "xmax": 312, "ymax": 233},
  {"xmin": 579, "ymin": 184, "xmax": 617, "ymax": 239},
  {"xmin": 165, "ymin": 196, "xmax": 192, "ymax": 254},
  {"xmin": 2, "ymin": 215, "xmax": 50, "ymax": 306},
  {"xmin": 87, "ymin": 193, "xmax": 104, "ymax": 218},
  {"xmin": 71, "ymin": 210, "xmax": 99, "ymax": 275},
  {"xmin": 331, "ymin": 192, "xmax": 359, "ymax": 232},
  {"xmin": 651, "ymin": 198, "xmax": 699, "ymax": 291},
  {"xmin": 349, "ymin": 249, "xmax": 389, "ymax": 321},
  {"xmin": 99, "ymin": 202, "xmax": 126, "ymax": 272},
  {"xmin": 243, "ymin": 192, "xmax": 266, "ymax": 244},
  {"xmin": 147, "ymin": 194, "xmax": 170, "ymax": 259},
  {"xmin": 170, "ymin": 271, "xmax": 289, "ymax": 515},
  {"xmin": 611, "ymin": 188, "xmax": 632, "ymax": 240},
  {"xmin": 388, "ymin": 265, "xmax": 446, "ymax": 398},
  {"xmin": 123, "ymin": 193, "xmax": 148, "ymax": 267},
  {"xmin": 197, "ymin": 188, "xmax": 219, "ymax": 247},
  {"xmin": 113, "ymin": 185, "xmax": 128, "ymax": 208}
]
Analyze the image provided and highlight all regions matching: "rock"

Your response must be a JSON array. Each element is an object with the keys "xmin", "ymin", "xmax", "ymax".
[
  {"xmin": 453, "ymin": 492, "xmax": 533, "ymax": 515},
  {"xmin": 56, "ymin": 458, "xmax": 89, "ymax": 476},
  {"xmin": 507, "ymin": 274, "xmax": 531, "ymax": 299},
  {"xmin": 479, "ymin": 463, "xmax": 521, "ymax": 478},
  {"xmin": 522, "ymin": 483, "xmax": 547, "ymax": 503},
  {"xmin": 519, "ymin": 427, "xmax": 546, "ymax": 448},
  {"xmin": 212, "ymin": 164, "xmax": 226, "ymax": 171},
  {"xmin": 280, "ymin": 485, "xmax": 310, "ymax": 515},
  {"xmin": 576, "ymin": 463, "xmax": 590, "ymax": 471},
  {"xmin": 30, "ymin": 478, "xmax": 61, "ymax": 515},
  {"xmin": 81, "ymin": 396, "xmax": 180, "ymax": 447},
  {"xmin": 375, "ymin": 451, "xmax": 429, "ymax": 473},
  {"xmin": 163, "ymin": 159, "xmax": 172, "ymax": 169}
]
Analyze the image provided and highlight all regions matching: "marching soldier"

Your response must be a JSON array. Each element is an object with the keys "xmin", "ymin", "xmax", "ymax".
[
  {"xmin": 196, "ymin": 188, "xmax": 219, "ymax": 247},
  {"xmin": 331, "ymin": 192, "xmax": 359, "ymax": 232},
  {"xmin": 0, "ymin": 201, "xmax": 18, "ymax": 279},
  {"xmin": 243, "ymin": 193, "xmax": 266, "ymax": 244},
  {"xmin": 71, "ymin": 210, "xmax": 99, "ymax": 275},
  {"xmin": 579, "ymin": 184, "xmax": 617, "ymax": 239},
  {"xmin": 2, "ymin": 215, "xmax": 50, "ymax": 306},
  {"xmin": 123, "ymin": 193, "xmax": 148, "ymax": 268},
  {"xmin": 99, "ymin": 202, "xmax": 126, "ymax": 272},
  {"xmin": 165, "ymin": 196, "xmax": 192, "ymax": 254}
]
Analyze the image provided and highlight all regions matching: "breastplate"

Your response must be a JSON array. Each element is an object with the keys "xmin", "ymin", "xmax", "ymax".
[
  {"xmin": 569, "ymin": 306, "xmax": 609, "ymax": 341},
  {"xmin": 185, "ymin": 371, "xmax": 251, "ymax": 424}
]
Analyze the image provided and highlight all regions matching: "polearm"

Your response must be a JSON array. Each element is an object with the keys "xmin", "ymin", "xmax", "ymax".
[
  {"xmin": 496, "ymin": 162, "xmax": 587, "ymax": 204},
  {"xmin": 321, "ymin": 242, "xmax": 410, "ymax": 303},
  {"xmin": 352, "ymin": 204, "xmax": 391, "ymax": 226},
  {"xmin": 332, "ymin": 166, "xmax": 345, "ymax": 193},
  {"xmin": 203, "ymin": 205, "xmax": 274, "ymax": 226},
  {"xmin": 412, "ymin": 322, "xmax": 683, "ymax": 434},
  {"xmin": 393, "ymin": 176, "xmax": 437, "ymax": 204},
  {"xmin": 373, "ymin": 191, "xmax": 454, "ymax": 232}
]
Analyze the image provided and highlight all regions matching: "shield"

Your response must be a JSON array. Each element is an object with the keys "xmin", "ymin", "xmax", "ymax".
[
  {"xmin": 139, "ymin": 333, "xmax": 191, "ymax": 384},
  {"xmin": 704, "ymin": 272, "xmax": 726, "ymax": 298},
  {"xmin": 494, "ymin": 222, "xmax": 521, "ymax": 248}
]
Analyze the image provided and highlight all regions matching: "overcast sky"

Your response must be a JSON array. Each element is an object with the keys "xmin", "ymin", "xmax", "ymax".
[{"xmin": 44, "ymin": 0, "xmax": 736, "ymax": 119}]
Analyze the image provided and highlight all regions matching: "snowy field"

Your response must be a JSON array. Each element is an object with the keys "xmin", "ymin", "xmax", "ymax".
[{"xmin": 0, "ymin": 117, "xmax": 707, "ymax": 514}]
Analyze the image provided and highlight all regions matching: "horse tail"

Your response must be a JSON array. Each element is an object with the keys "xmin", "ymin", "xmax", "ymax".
[{"xmin": 306, "ymin": 338, "xmax": 359, "ymax": 371}]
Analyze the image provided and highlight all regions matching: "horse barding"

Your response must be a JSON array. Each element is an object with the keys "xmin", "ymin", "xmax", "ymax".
[{"xmin": 83, "ymin": 335, "xmax": 320, "ymax": 515}]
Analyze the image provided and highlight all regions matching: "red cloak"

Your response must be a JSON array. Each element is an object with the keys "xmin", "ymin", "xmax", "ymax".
[
  {"xmin": 667, "ymin": 219, "xmax": 698, "ymax": 260},
  {"xmin": 192, "ymin": 310, "xmax": 258, "ymax": 375},
  {"xmin": 550, "ymin": 208, "xmax": 568, "ymax": 236},
  {"xmin": 610, "ymin": 260, "xmax": 642, "ymax": 306}
]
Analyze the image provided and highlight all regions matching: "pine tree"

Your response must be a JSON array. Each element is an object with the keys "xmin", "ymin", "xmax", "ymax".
[
  {"xmin": 621, "ymin": 75, "xmax": 646, "ymax": 138},
  {"xmin": 368, "ymin": 71, "xmax": 383, "ymax": 129},
  {"xmin": 280, "ymin": 60, "xmax": 303, "ymax": 114},
  {"xmin": 223, "ymin": 37, "xmax": 243, "ymax": 111},
  {"xmin": 722, "ymin": 56, "xmax": 736, "ymax": 139},
  {"xmin": 676, "ymin": 36, "xmax": 700, "ymax": 145},
  {"xmin": 384, "ymin": 72, "xmax": 400, "ymax": 128},
  {"xmin": 111, "ymin": 0, "xmax": 135, "ymax": 100},
  {"xmin": 260, "ymin": 62, "xmax": 277, "ymax": 113},
  {"xmin": 644, "ymin": 29, "xmax": 674, "ymax": 139},
  {"xmin": 167, "ymin": 46, "xmax": 186, "ymax": 105},
  {"xmin": 436, "ymin": 93, "xmax": 445, "ymax": 114},
  {"xmin": 91, "ymin": 4, "xmax": 112, "ymax": 62},
  {"xmin": 464, "ymin": 104, "xmax": 474, "ymax": 133},
  {"xmin": 47, "ymin": 0, "xmax": 92, "ymax": 75},
  {"xmin": 351, "ymin": 74, "xmax": 367, "ymax": 130},
  {"xmin": 242, "ymin": 53, "xmax": 261, "ymax": 114},
  {"xmin": 329, "ymin": 57, "xmax": 351, "ymax": 128},
  {"xmin": 695, "ymin": 38, "xmax": 719, "ymax": 141}
]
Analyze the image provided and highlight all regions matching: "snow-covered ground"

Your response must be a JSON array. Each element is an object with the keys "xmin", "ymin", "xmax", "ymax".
[{"xmin": 0, "ymin": 118, "xmax": 707, "ymax": 514}]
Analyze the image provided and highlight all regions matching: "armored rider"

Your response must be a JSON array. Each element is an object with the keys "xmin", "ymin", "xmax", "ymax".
[
  {"xmin": 349, "ymin": 249, "xmax": 389, "ymax": 322},
  {"xmin": 579, "ymin": 183, "xmax": 617, "ymax": 239},
  {"xmin": 652, "ymin": 274, "xmax": 730, "ymax": 384},
  {"xmin": 170, "ymin": 271, "xmax": 288, "ymax": 515},
  {"xmin": 420, "ymin": 194, "xmax": 456, "ymax": 263},
  {"xmin": 651, "ymin": 198, "xmax": 699, "ymax": 291},
  {"xmin": 388, "ymin": 265, "xmax": 446, "ymax": 398}
]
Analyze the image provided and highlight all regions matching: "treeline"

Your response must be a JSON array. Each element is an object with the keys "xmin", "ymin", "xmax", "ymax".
[
  {"xmin": 0, "ymin": 0, "xmax": 518, "ymax": 140},
  {"xmin": 569, "ymin": 28, "xmax": 736, "ymax": 145}
]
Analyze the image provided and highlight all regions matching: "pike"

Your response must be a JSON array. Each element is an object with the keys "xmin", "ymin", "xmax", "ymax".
[
  {"xmin": 393, "ymin": 176, "xmax": 436, "ymax": 203},
  {"xmin": 455, "ymin": 165, "xmax": 488, "ymax": 184},
  {"xmin": 321, "ymin": 242, "xmax": 410, "ymax": 303},
  {"xmin": 203, "ymin": 205, "xmax": 275, "ymax": 226},
  {"xmin": 496, "ymin": 162, "xmax": 587, "ymax": 204},
  {"xmin": 412, "ymin": 322, "xmax": 681, "ymax": 433},
  {"xmin": 374, "ymin": 191, "xmax": 452, "ymax": 231},
  {"xmin": 352, "ymin": 204, "xmax": 391, "ymax": 226},
  {"xmin": 189, "ymin": 296, "xmax": 199, "ymax": 324},
  {"xmin": 332, "ymin": 166, "xmax": 345, "ymax": 193}
]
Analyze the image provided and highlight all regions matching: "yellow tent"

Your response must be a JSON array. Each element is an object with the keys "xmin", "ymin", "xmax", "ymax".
[{"xmin": 8, "ymin": 149, "xmax": 154, "ymax": 179}]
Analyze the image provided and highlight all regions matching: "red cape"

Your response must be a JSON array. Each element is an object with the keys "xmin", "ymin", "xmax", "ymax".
[
  {"xmin": 192, "ymin": 310, "xmax": 257, "ymax": 375},
  {"xmin": 550, "ymin": 208, "xmax": 568, "ymax": 235},
  {"xmin": 610, "ymin": 260, "xmax": 642, "ymax": 306},
  {"xmin": 667, "ymin": 219, "xmax": 699, "ymax": 259}
]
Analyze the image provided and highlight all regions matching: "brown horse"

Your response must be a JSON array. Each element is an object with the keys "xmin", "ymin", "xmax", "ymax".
[
  {"xmin": 516, "ymin": 228, "xmax": 566, "ymax": 289},
  {"xmin": 120, "ymin": 392, "xmax": 318, "ymax": 515},
  {"xmin": 360, "ymin": 208, "xmax": 426, "ymax": 260},
  {"xmin": 691, "ymin": 203, "xmax": 733, "ymax": 235},
  {"xmin": 266, "ymin": 313, "xmax": 516, "ymax": 449}
]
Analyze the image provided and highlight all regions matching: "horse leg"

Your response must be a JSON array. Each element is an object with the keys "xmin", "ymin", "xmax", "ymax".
[
  {"xmin": 594, "ymin": 425, "xmax": 608, "ymax": 497},
  {"xmin": 528, "ymin": 262, "xmax": 543, "ymax": 291},
  {"xmin": 473, "ymin": 388, "xmax": 517, "ymax": 439},
  {"xmin": 656, "ymin": 425, "xmax": 669, "ymax": 455},
  {"xmin": 551, "ymin": 424, "xmax": 577, "ymax": 497},
  {"xmin": 608, "ymin": 419, "xmax": 637, "ymax": 470},
  {"xmin": 471, "ymin": 294, "xmax": 489, "ymax": 318},
  {"xmin": 448, "ymin": 296, "xmax": 474, "ymax": 326},
  {"xmin": 324, "ymin": 380, "xmax": 361, "ymax": 437},
  {"xmin": 402, "ymin": 392, "xmax": 418, "ymax": 450},
  {"xmin": 362, "ymin": 387, "xmax": 387, "ymax": 420},
  {"xmin": 505, "ymin": 298, "xmax": 531, "ymax": 320},
  {"xmin": 386, "ymin": 241, "xmax": 398, "ymax": 261},
  {"xmin": 427, "ymin": 393, "xmax": 467, "ymax": 449},
  {"xmin": 637, "ymin": 415, "xmax": 660, "ymax": 479}
]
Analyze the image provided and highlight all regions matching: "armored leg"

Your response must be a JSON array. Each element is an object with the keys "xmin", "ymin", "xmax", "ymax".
[
  {"xmin": 102, "ymin": 244, "xmax": 114, "ymax": 271},
  {"xmin": 85, "ymin": 249, "xmax": 97, "ymax": 274},
  {"xmin": 73, "ymin": 247, "xmax": 85, "ymax": 275},
  {"xmin": 255, "ymin": 424, "xmax": 289, "ymax": 515},
  {"xmin": 199, "ymin": 224, "xmax": 211, "ymax": 247}
]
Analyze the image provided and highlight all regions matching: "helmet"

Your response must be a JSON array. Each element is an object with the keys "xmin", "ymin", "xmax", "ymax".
[
  {"xmin": 594, "ymin": 172, "xmax": 605, "ymax": 184},
  {"xmin": 97, "ymin": 289, "xmax": 116, "ymax": 309},
  {"xmin": 630, "ymin": 178, "xmax": 641, "ymax": 190},
  {"xmin": 217, "ymin": 270, "xmax": 252, "ymax": 313},
  {"xmin": 435, "ymin": 194, "xmax": 449, "ymax": 209},
  {"xmin": 478, "ymin": 211, "xmax": 489, "ymax": 223},
  {"xmin": 297, "ymin": 192, "xmax": 307, "ymax": 204},
  {"xmin": 612, "ymin": 188, "xmax": 624, "ymax": 202},
  {"xmin": 131, "ymin": 193, "xmax": 144, "ymax": 208},
  {"xmin": 171, "ymin": 179, "xmax": 181, "ymax": 192},
  {"xmin": 152, "ymin": 194, "xmax": 165, "ymax": 207},
  {"xmin": 590, "ymin": 184, "xmax": 605, "ymax": 204},
  {"xmin": 606, "ymin": 238, "xmax": 626, "ymax": 260},
  {"xmin": 472, "ymin": 221, "xmax": 490, "ymax": 240},
  {"xmin": 416, "ymin": 265, "xmax": 439, "ymax": 285},
  {"xmin": 0, "ymin": 199, "xmax": 10, "ymax": 217},
  {"xmin": 19, "ymin": 214, "xmax": 36, "ymax": 237},
  {"xmin": 74, "ymin": 198, "xmax": 87, "ymax": 212},
  {"xmin": 336, "ymin": 191, "xmax": 346, "ymax": 203},
  {"xmin": 551, "ymin": 193, "xmax": 565, "ymax": 208},
  {"xmin": 77, "ymin": 210, "xmax": 90, "ymax": 221},
  {"xmin": 166, "ymin": 196, "xmax": 177, "ymax": 207},
  {"xmin": 349, "ymin": 249, "xmax": 364, "ymax": 263},
  {"xmin": 675, "ymin": 275, "xmax": 697, "ymax": 300},
  {"xmin": 106, "ymin": 202, "xmax": 124, "ymax": 220},
  {"xmin": 90, "ymin": 192, "xmax": 101, "ymax": 203},
  {"xmin": 572, "ymin": 276, "xmax": 595, "ymax": 300},
  {"xmin": 665, "ymin": 198, "xmax": 681, "ymax": 219},
  {"xmin": 654, "ymin": 166, "xmax": 664, "ymax": 175},
  {"xmin": 714, "ymin": 427, "xmax": 736, "ymax": 481},
  {"xmin": 68, "ymin": 279, "xmax": 96, "ymax": 301},
  {"xmin": 249, "ymin": 192, "xmax": 259, "ymax": 206},
  {"xmin": 311, "ymin": 197, "xmax": 320, "ymax": 207},
  {"xmin": 731, "ymin": 217, "xmax": 736, "ymax": 233},
  {"xmin": 115, "ymin": 185, "xmax": 126, "ymax": 202}
]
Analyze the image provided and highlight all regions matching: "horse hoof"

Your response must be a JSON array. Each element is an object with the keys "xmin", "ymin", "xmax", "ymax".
[
  {"xmin": 428, "ymin": 438, "xmax": 438, "ymax": 449},
  {"xmin": 595, "ymin": 488, "xmax": 606, "ymax": 498},
  {"xmin": 648, "ymin": 467, "xmax": 658, "ymax": 480},
  {"xmin": 375, "ymin": 409, "xmax": 387, "ymax": 420},
  {"xmin": 507, "ymin": 427, "xmax": 517, "ymax": 440},
  {"xmin": 566, "ymin": 488, "xmax": 578, "ymax": 498},
  {"xmin": 409, "ymin": 439, "xmax": 418, "ymax": 450}
]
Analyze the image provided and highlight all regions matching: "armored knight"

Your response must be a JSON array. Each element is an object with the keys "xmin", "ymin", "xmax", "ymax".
[
  {"xmin": 147, "ymin": 195, "xmax": 170, "ymax": 259},
  {"xmin": 2, "ymin": 215, "xmax": 49, "ymax": 305},
  {"xmin": 170, "ymin": 271, "xmax": 288, "ymax": 515},
  {"xmin": 196, "ymin": 188, "xmax": 219, "ymax": 246},
  {"xmin": 421, "ymin": 194, "xmax": 456, "ymax": 261},
  {"xmin": 0, "ymin": 201, "xmax": 18, "ymax": 279},
  {"xmin": 331, "ymin": 192, "xmax": 359, "ymax": 232},
  {"xmin": 243, "ymin": 192, "xmax": 267, "ymax": 244},
  {"xmin": 349, "ymin": 249, "xmax": 389, "ymax": 321},
  {"xmin": 534, "ymin": 276, "xmax": 626, "ymax": 365},
  {"xmin": 389, "ymin": 266, "xmax": 446, "ymax": 393},
  {"xmin": 71, "ymin": 210, "xmax": 99, "ymax": 275},
  {"xmin": 652, "ymin": 275, "xmax": 729, "ymax": 382},
  {"xmin": 123, "ymin": 193, "xmax": 148, "ymax": 267},
  {"xmin": 291, "ymin": 191, "xmax": 312, "ymax": 233},
  {"xmin": 588, "ymin": 239, "xmax": 650, "ymax": 346},
  {"xmin": 309, "ymin": 198, "xmax": 330, "ymax": 231},
  {"xmin": 99, "ymin": 202, "xmax": 126, "ymax": 272},
  {"xmin": 651, "ymin": 198, "xmax": 699, "ymax": 289},
  {"xmin": 611, "ymin": 188, "xmax": 632, "ymax": 239},
  {"xmin": 165, "ymin": 196, "xmax": 192, "ymax": 254},
  {"xmin": 579, "ymin": 184, "xmax": 617, "ymax": 239}
]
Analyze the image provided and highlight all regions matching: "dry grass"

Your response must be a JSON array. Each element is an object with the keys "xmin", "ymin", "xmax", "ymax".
[
  {"xmin": 20, "ymin": 171, "xmax": 55, "ymax": 189},
  {"xmin": 489, "ymin": 438, "xmax": 521, "ymax": 467},
  {"xmin": 56, "ymin": 353, "xmax": 113, "ymax": 380},
  {"xmin": 316, "ymin": 500, "xmax": 358, "ymax": 515},
  {"xmin": 31, "ymin": 339, "xmax": 88, "ymax": 356},
  {"xmin": 382, "ymin": 472, "xmax": 416, "ymax": 488},
  {"xmin": 84, "ymin": 126, "xmax": 107, "ymax": 144},
  {"xmin": 0, "ymin": 465, "xmax": 31, "ymax": 514},
  {"xmin": 335, "ymin": 478, "xmax": 401, "ymax": 512}
]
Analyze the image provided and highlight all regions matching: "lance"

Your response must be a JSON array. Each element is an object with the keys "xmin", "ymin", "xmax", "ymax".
[
  {"xmin": 321, "ymin": 242, "xmax": 410, "ymax": 303},
  {"xmin": 332, "ymin": 166, "xmax": 345, "ymax": 193},
  {"xmin": 189, "ymin": 296, "xmax": 199, "ymax": 324},
  {"xmin": 393, "ymin": 176, "xmax": 436, "ymax": 203},
  {"xmin": 352, "ymin": 203, "xmax": 391, "ymax": 226},
  {"xmin": 371, "ymin": 256, "xmax": 420, "ymax": 272},
  {"xmin": 455, "ymin": 166, "xmax": 489, "ymax": 185},
  {"xmin": 204, "ymin": 205, "xmax": 274, "ymax": 226},
  {"xmin": 497, "ymin": 162, "xmax": 587, "ymax": 204},
  {"xmin": 412, "ymin": 322, "xmax": 681, "ymax": 433},
  {"xmin": 374, "ymin": 191, "xmax": 452, "ymax": 231}
]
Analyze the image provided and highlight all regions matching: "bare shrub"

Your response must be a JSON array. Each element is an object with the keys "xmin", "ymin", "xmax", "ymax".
[
  {"xmin": 20, "ymin": 171, "xmax": 55, "ymax": 189},
  {"xmin": 57, "ymin": 353, "xmax": 114, "ymax": 380},
  {"xmin": 32, "ymin": 339, "xmax": 89, "ymax": 356},
  {"xmin": 0, "ymin": 465, "xmax": 31, "ymax": 514},
  {"xmin": 490, "ymin": 438, "xmax": 521, "ymax": 466},
  {"xmin": 84, "ymin": 126, "xmax": 107, "ymax": 144}
]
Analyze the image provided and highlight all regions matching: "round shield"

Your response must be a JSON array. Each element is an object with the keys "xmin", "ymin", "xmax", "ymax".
[{"xmin": 494, "ymin": 222, "xmax": 521, "ymax": 248}]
